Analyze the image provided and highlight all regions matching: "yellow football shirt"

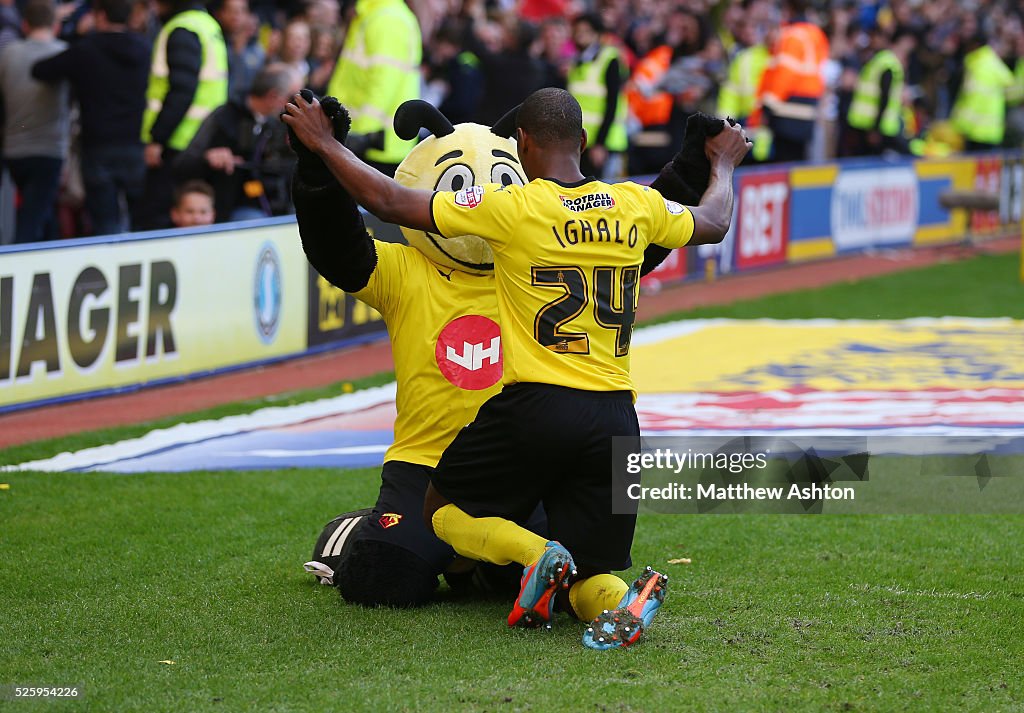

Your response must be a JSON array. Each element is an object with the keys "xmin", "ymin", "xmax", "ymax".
[
  {"xmin": 431, "ymin": 178, "xmax": 695, "ymax": 395},
  {"xmin": 355, "ymin": 240, "xmax": 503, "ymax": 466}
]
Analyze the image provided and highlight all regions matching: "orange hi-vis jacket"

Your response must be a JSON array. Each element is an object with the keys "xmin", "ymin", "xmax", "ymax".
[
  {"xmin": 627, "ymin": 45, "xmax": 674, "ymax": 127},
  {"xmin": 751, "ymin": 22, "xmax": 829, "ymax": 127}
]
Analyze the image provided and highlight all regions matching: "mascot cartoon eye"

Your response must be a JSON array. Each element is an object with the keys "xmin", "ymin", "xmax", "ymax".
[
  {"xmin": 491, "ymin": 163, "xmax": 524, "ymax": 187},
  {"xmin": 434, "ymin": 164, "xmax": 475, "ymax": 192}
]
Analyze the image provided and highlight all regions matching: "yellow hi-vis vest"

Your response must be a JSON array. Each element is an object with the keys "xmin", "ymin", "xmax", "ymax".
[
  {"xmin": 141, "ymin": 9, "xmax": 228, "ymax": 151},
  {"xmin": 951, "ymin": 45, "xmax": 1014, "ymax": 146},
  {"xmin": 327, "ymin": 0, "xmax": 421, "ymax": 165},
  {"xmin": 847, "ymin": 49, "xmax": 904, "ymax": 137},
  {"xmin": 1008, "ymin": 57, "xmax": 1024, "ymax": 106},
  {"xmin": 717, "ymin": 44, "xmax": 769, "ymax": 122},
  {"xmin": 567, "ymin": 44, "xmax": 628, "ymax": 153}
]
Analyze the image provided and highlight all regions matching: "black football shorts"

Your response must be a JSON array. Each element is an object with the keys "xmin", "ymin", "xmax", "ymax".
[{"xmin": 431, "ymin": 382, "xmax": 641, "ymax": 573}]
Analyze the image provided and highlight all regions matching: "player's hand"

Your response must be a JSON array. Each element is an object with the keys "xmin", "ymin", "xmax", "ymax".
[
  {"xmin": 282, "ymin": 90, "xmax": 352, "ymax": 185},
  {"xmin": 282, "ymin": 92, "xmax": 335, "ymax": 156},
  {"xmin": 705, "ymin": 121, "xmax": 752, "ymax": 168}
]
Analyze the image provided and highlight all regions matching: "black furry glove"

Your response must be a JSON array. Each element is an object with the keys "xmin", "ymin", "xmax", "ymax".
[
  {"xmin": 283, "ymin": 89, "xmax": 352, "ymax": 187},
  {"xmin": 640, "ymin": 113, "xmax": 735, "ymax": 277},
  {"xmin": 666, "ymin": 112, "xmax": 735, "ymax": 200}
]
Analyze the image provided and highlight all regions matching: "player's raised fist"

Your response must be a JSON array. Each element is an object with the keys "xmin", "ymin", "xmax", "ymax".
[
  {"xmin": 704, "ymin": 121, "xmax": 752, "ymax": 168},
  {"xmin": 283, "ymin": 90, "xmax": 334, "ymax": 155}
]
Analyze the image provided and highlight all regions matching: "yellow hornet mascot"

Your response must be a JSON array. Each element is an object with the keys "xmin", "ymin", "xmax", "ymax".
[{"xmin": 291, "ymin": 95, "xmax": 712, "ymax": 608}]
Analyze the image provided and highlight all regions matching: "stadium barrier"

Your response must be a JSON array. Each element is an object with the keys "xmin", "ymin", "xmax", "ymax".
[
  {"xmin": 640, "ymin": 150, "xmax": 1024, "ymax": 287},
  {"xmin": 1, "ymin": 151, "xmax": 1021, "ymax": 412}
]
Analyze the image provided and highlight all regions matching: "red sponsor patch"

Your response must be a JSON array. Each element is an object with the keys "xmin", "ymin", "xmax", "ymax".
[
  {"xmin": 435, "ymin": 315, "xmax": 503, "ymax": 390},
  {"xmin": 454, "ymin": 186, "xmax": 485, "ymax": 208},
  {"xmin": 379, "ymin": 513, "xmax": 403, "ymax": 529}
]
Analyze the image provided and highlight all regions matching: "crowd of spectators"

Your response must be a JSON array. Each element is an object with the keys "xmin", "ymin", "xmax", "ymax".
[{"xmin": 0, "ymin": 0, "xmax": 1022, "ymax": 243}]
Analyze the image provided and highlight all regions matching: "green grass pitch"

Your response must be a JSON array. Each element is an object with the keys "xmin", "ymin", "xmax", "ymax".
[{"xmin": 1, "ymin": 251, "xmax": 1023, "ymax": 711}]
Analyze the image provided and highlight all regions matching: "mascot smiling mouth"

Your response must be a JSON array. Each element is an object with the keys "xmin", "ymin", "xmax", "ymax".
[{"xmin": 392, "ymin": 101, "xmax": 523, "ymax": 275}]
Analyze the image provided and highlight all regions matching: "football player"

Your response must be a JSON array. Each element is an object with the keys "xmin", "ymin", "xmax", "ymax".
[{"xmin": 289, "ymin": 92, "xmax": 737, "ymax": 620}]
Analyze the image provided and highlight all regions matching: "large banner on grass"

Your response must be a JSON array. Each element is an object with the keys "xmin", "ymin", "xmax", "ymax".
[{"xmin": 0, "ymin": 221, "xmax": 308, "ymax": 409}]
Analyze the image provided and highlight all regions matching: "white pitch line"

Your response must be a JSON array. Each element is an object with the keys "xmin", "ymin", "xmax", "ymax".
[
  {"xmin": 220, "ymin": 445, "xmax": 390, "ymax": 458},
  {"xmin": 3, "ymin": 382, "xmax": 398, "ymax": 472}
]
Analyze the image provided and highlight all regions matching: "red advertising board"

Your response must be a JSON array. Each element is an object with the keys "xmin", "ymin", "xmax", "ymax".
[{"xmin": 736, "ymin": 170, "xmax": 790, "ymax": 269}]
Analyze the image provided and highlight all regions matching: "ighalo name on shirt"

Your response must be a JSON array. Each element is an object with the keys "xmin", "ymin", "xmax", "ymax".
[{"xmin": 551, "ymin": 217, "xmax": 639, "ymax": 249}]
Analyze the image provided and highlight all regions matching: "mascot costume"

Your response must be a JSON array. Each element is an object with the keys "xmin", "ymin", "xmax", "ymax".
[{"xmin": 289, "ymin": 92, "xmax": 725, "ymax": 608}]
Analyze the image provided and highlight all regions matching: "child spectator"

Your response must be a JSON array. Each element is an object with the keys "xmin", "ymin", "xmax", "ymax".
[{"xmin": 170, "ymin": 180, "xmax": 216, "ymax": 227}]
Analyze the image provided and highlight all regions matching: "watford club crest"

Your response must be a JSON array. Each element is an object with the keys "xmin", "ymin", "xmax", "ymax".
[{"xmin": 379, "ymin": 513, "xmax": 403, "ymax": 529}]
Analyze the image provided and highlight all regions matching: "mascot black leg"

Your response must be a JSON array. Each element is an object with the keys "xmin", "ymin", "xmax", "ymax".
[
  {"xmin": 306, "ymin": 507, "xmax": 444, "ymax": 608},
  {"xmin": 318, "ymin": 462, "xmax": 459, "ymax": 608},
  {"xmin": 304, "ymin": 509, "xmax": 374, "ymax": 585},
  {"xmin": 334, "ymin": 538, "xmax": 441, "ymax": 608}
]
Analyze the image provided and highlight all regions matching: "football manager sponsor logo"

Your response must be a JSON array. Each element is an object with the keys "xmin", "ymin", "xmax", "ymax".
[{"xmin": 560, "ymin": 193, "xmax": 615, "ymax": 212}]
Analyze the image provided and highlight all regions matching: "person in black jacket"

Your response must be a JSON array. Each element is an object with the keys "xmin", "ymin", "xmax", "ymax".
[
  {"xmin": 174, "ymin": 63, "xmax": 301, "ymax": 221},
  {"xmin": 32, "ymin": 0, "xmax": 149, "ymax": 236},
  {"xmin": 133, "ymin": 0, "xmax": 227, "ymax": 230},
  {"xmin": 430, "ymin": 18, "xmax": 484, "ymax": 126},
  {"xmin": 466, "ymin": 16, "xmax": 548, "ymax": 126}
]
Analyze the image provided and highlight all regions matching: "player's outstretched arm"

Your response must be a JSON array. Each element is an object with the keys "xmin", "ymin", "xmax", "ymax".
[
  {"xmin": 687, "ymin": 122, "xmax": 751, "ymax": 246},
  {"xmin": 282, "ymin": 93, "xmax": 436, "ymax": 233}
]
